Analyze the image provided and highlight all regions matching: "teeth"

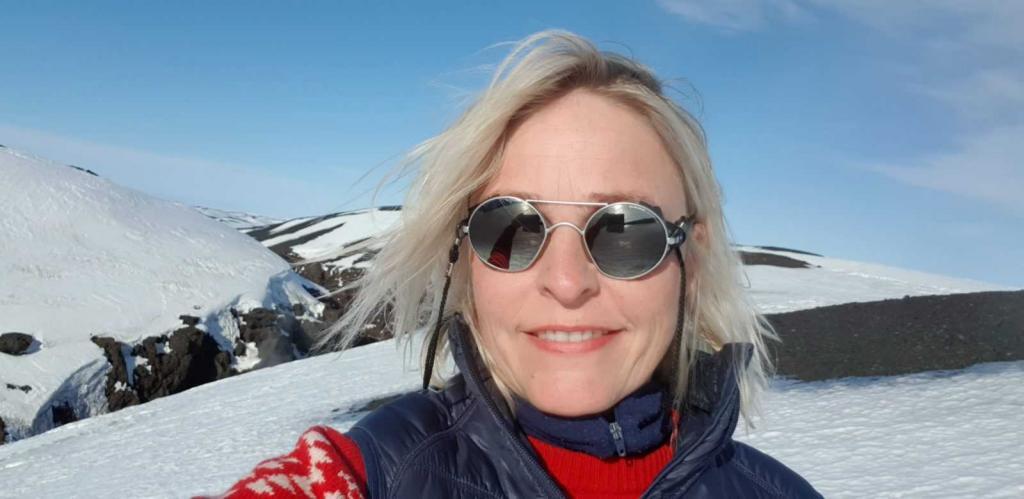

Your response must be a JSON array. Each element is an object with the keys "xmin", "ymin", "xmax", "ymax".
[{"xmin": 536, "ymin": 330, "xmax": 608, "ymax": 343}]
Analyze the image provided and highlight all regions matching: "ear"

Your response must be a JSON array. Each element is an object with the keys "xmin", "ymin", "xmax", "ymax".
[{"xmin": 690, "ymin": 220, "xmax": 708, "ymax": 247}]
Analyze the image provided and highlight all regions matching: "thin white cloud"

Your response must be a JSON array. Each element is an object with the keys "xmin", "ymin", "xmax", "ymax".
[
  {"xmin": 655, "ymin": 0, "xmax": 809, "ymax": 32},
  {"xmin": 0, "ymin": 124, "xmax": 359, "ymax": 218},
  {"xmin": 659, "ymin": 0, "xmax": 1024, "ymax": 216},
  {"xmin": 657, "ymin": 0, "xmax": 1024, "ymax": 50},
  {"xmin": 820, "ymin": 1, "xmax": 1024, "ymax": 51},
  {"xmin": 921, "ymin": 67, "xmax": 1024, "ymax": 125},
  {"xmin": 867, "ymin": 126, "xmax": 1024, "ymax": 215}
]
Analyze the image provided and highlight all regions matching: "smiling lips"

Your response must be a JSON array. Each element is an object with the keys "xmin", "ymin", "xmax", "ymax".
[{"xmin": 524, "ymin": 326, "xmax": 621, "ymax": 353}]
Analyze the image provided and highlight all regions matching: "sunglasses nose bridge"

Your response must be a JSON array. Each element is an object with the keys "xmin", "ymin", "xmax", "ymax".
[
  {"xmin": 546, "ymin": 221, "xmax": 586, "ymax": 236},
  {"xmin": 541, "ymin": 221, "xmax": 595, "ymax": 265}
]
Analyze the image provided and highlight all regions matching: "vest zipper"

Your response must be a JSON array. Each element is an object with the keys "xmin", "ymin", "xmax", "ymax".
[
  {"xmin": 475, "ymin": 382, "xmax": 567, "ymax": 498},
  {"xmin": 608, "ymin": 421, "xmax": 627, "ymax": 457},
  {"xmin": 452, "ymin": 319, "xmax": 567, "ymax": 498}
]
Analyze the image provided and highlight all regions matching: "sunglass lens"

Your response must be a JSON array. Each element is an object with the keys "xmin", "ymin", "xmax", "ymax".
[
  {"xmin": 585, "ymin": 204, "xmax": 667, "ymax": 278},
  {"xmin": 468, "ymin": 198, "xmax": 545, "ymax": 271}
]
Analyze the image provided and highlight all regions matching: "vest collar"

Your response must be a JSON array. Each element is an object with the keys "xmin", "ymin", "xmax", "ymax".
[{"xmin": 513, "ymin": 379, "xmax": 671, "ymax": 459}]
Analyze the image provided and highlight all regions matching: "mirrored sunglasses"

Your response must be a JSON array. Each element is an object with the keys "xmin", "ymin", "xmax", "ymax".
[{"xmin": 462, "ymin": 196, "xmax": 693, "ymax": 280}]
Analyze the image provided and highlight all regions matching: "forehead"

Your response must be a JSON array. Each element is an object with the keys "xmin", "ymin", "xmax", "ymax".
[{"xmin": 477, "ymin": 90, "xmax": 685, "ymax": 213}]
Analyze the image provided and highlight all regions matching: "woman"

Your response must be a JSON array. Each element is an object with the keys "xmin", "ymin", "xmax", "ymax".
[{"xmin": 211, "ymin": 30, "xmax": 820, "ymax": 498}]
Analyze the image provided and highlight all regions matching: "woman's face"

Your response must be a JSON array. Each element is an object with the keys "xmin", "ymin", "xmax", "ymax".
[{"xmin": 469, "ymin": 89, "xmax": 689, "ymax": 417}]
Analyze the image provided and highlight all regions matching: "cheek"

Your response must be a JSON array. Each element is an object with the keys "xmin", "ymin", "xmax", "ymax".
[
  {"xmin": 468, "ymin": 260, "xmax": 530, "ymax": 345},
  {"xmin": 615, "ymin": 264, "xmax": 682, "ymax": 360},
  {"xmin": 469, "ymin": 260, "xmax": 533, "ymax": 388},
  {"xmin": 470, "ymin": 261, "xmax": 513, "ymax": 321}
]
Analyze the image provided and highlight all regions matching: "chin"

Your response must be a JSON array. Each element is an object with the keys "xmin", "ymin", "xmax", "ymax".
[{"xmin": 524, "ymin": 386, "xmax": 617, "ymax": 417}]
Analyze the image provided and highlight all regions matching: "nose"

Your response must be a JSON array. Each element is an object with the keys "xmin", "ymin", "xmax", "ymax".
[{"xmin": 535, "ymin": 224, "xmax": 600, "ymax": 307}]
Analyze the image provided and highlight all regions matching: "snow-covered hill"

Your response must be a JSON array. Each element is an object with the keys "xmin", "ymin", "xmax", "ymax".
[
  {"xmin": 735, "ymin": 245, "xmax": 1004, "ymax": 313},
  {"xmin": 0, "ymin": 147, "xmax": 325, "ymax": 444},
  {"xmin": 0, "ymin": 334, "xmax": 1020, "ymax": 498},
  {"xmin": 246, "ymin": 207, "xmax": 402, "ymax": 292}
]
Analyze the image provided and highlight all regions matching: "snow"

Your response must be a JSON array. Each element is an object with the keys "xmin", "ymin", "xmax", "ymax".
[
  {"xmin": 231, "ymin": 341, "xmax": 261, "ymax": 372},
  {"xmin": 192, "ymin": 206, "xmax": 282, "ymax": 231},
  {"xmin": 325, "ymin": 252, "xmax": 372, "ymax": 274},
  {"xmin": 736, "ymin": 246, "xmax": 1015, "ymax": 313},
  {"xmin": 289, "ymin": 210, "xmax": 400, "ymax": 261},
  {"xmin": 0, "ymin": 147, "xmax": 323, "ymax": 442},
  {"xmin": 737, "ymin": 363, "xmax": 1024, "ymax": 498},
  {"xmin": 265, "ymin": 216, "xmax": 316, "ymax": 237},
  {"xmin": 0, "ymin": 335, "xmax": 1020, "ymax": 498},
  {"xmin": 260, "ymin": 209, "xmax": 401, "ymax": 261},
  {"xmin": 258, "ymin": 216, "xmax": 350, "ymax": 248},
  {"xmin": 0, "ymin": 339, "xmax": 422, "ymax": 498}
]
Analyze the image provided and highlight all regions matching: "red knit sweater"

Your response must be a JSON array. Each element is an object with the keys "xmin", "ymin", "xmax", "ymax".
[{"xmin": 206, "ymin": 425, "xmax": 673, "ymax": 498}]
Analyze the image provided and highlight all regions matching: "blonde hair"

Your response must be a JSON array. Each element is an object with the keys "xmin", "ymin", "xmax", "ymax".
[{"xmin": 315, "ymin": 30, "xmax": 777, "ymax": 422}]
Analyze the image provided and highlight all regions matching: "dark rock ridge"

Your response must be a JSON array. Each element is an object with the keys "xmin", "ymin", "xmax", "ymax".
[
  {"xmin": 766, "ymin": 290, "xmax": 1024, "ymax": 381},
  {"xmin": 291, "ymin": 251, "xmax": 391, "ymax": 348},
  {"xmin": 0, "ymin": 416, "xmax": 5, "ymax": 445},
  {"xmin": 751, "ymin": 245, "xmax": 823, "ymax": 257},
  {"xmin": 91, "ymin": 316, "xmax": 231, "ymax": 412},
  {"xmin": 233, "ymin": 307, "xmax": 316, "ymax": 368},
  {"xmin": 67, "ymin": 164, "xmax": 99, "ymax": 176},
  {"xmin": 738, "ymin": 251, "xmax": 815, "ymax": 269},
  {"xmin": 90, "ymin": 307, "xmax": 311, "ymax": 415},
  {"xmin": 50, "ymin": 402, "xmax": 77, "ymax": 427},
  {"xmin": 0, "ymin": 332, "xmax": 37, "ymax": 355}
]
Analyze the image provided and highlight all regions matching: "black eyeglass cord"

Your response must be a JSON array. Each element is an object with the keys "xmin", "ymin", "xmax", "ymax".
[
  {"xmin": 673, "ymin": 250, "xmax": 687, "ymax": 402},
  {"xmin": 422, "ymin": 228, "xmax": 464, "ymax": 390}
]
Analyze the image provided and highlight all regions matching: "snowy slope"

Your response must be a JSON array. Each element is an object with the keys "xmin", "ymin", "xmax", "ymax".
[
  {"xmin": 245, "ymin": 207, "xmax": 402, "ymax": 296},
  {"xmin": 193, "ymin": 206, "xmax": 283, "ymax": 231},
  {"xmin": 0, "ymin": 336, "xmax": 1020, "ymax": 498},
  {"xmin": 736, "ymin": 246, "xmax": 1009, "ymax": 313},
  {"xmin": 0, "ymin": 147, "xmax": 323, "ymax": 442},
  {"xmin": 249, "ymin": 207, "xmax": 401, "ymax": 260}
]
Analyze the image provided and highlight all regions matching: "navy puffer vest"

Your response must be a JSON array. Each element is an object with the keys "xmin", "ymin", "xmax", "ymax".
[{"xmin": 348, "ymin": 315, "xmax": 821, "ymax": 498}]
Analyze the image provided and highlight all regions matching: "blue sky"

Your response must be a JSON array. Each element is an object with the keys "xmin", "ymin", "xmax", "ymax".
[{"xmin": 2, "ymin": 1, "xmax": 1022, "ymax": 287}]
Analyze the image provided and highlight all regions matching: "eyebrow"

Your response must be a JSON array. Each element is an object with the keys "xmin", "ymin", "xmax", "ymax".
[{"xmin": 493, "ymin": 190, "xmax": 659, "ymax": 206}]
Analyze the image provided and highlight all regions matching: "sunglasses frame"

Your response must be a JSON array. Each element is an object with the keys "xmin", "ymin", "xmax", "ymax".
[{"xmin": 460, "ymin": 195, "xmax": 694, "ymax": 280}]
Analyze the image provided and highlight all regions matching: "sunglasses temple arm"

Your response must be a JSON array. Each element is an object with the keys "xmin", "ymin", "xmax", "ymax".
[{"xmin": 423, "ymin": 219, "xmax": 469, "ymax": 390}]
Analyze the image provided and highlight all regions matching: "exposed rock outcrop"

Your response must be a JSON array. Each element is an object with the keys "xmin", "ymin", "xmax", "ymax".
[
  {"xmin": 51, "ymin": 402, "xmax": 77, "ymax": 427},
  {"xmin": 767, "ymin": 290, "xmax": 1024, "ymax": 381},
  {"xmin": 91, "ymin": 316, "xmax": 232, "ymax": 412},
  {"xmin": 0, "ymin": 332, "xmax": 36, "ymax": 356},
  {"xmin": 739, "ymin": 251, "xmax": 815, "ymax": 269},
  {"xmin": 752, "ymin": 245, "xmax": 822, "ymax": 257},
  {"xmin": 234, "ymin": 307, "xmax": 314, "ymax": 368},
  {"xmin": 90, "ymin": 306, "xmax": 318, "ymax": 414}
]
